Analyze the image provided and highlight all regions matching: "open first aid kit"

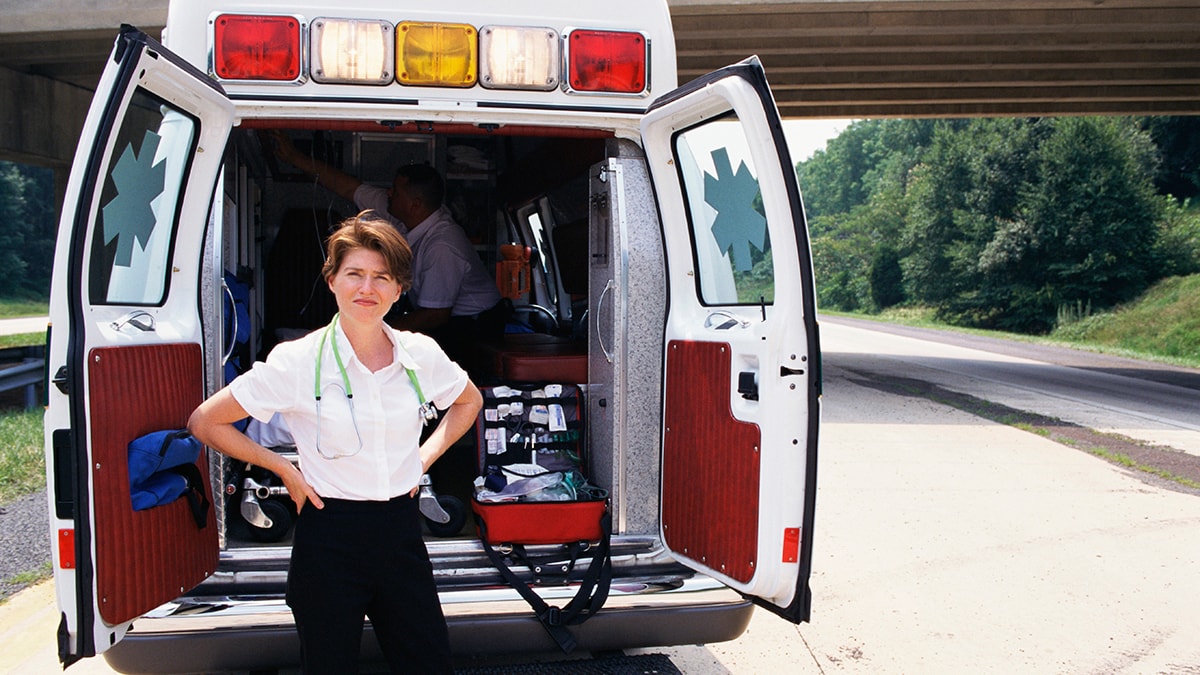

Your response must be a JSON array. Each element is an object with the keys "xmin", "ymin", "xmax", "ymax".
[
  {"xmin": 472, "ymin": 383, "xmax": 607, "ymax": 544},
  {"xmin": 472, "ymin": 383, "xmax": 611, "ymax": 653}
]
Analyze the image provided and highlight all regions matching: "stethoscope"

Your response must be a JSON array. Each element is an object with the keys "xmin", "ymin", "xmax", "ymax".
[{"xmin": 313, "ymin": 314, "xmax": 438, "ymax": 460}]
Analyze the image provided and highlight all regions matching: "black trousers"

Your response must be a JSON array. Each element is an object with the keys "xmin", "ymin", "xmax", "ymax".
[{"xmin": 287, "ymin": 495, "xmax": 452, "ymax": 674}]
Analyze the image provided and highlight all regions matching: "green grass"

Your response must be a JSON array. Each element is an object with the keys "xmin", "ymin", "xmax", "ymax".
[
  {"xmin": 1051, "ymin": 274, "xmax": 1200, "ymax": 366},
  {"xmin": 0, "ymin": 562, "xmax": 53, "ymax": 606},
  {"xmin": 5, "ymin": 562, "xmax": 52, "ymax": 588},
  {"xmin": 826, "ymin": 273, "xmax": 1200, "ymax": 370},
  {"xmin": 0, "ymin": 410, "xmax": 46, "ymax": 504},
  {"xmin": 0, "ymin": 299, "xmax": 48, "ymax": 320},
  {"xmin": 0, "ymin": 332, "xmax": 45, "ymax": 349}
]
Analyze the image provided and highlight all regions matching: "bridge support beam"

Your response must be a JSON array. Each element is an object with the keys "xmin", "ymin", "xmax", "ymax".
[{"xmin": 0, "ymin": 66, "xmax": 91, "ymax": 169}]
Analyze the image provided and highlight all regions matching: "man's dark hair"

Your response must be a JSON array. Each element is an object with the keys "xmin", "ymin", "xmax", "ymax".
[{"xmin": 395, "ymin": 163, "xmax": 445, "ymax": 209}]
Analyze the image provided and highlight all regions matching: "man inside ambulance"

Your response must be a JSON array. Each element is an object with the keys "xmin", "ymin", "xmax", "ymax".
[{"xmin": 266, "ymin": 130, "xmax": 508, "ymax": 367}]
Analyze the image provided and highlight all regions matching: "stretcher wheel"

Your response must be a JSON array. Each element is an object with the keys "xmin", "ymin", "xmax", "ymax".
[
  {"xmin": 425, "ymin": 495, "xmax": 467, "ymax": 537},
  {"xmin": 248, "ymin": 499, "xmax": 293, "ymax": 542}
]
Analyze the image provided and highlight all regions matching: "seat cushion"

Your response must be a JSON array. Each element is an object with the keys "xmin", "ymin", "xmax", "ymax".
[{"xmin": 475, "ymin": 333, "xmax": 587, "ymax": 384}]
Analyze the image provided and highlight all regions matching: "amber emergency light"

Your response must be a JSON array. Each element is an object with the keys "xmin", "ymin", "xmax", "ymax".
[
  {"xmin": 213, "ymin": 14, "xmax": 301, "ymax": 81},
  {"xmin": 397, "ymin": 21, "xmax": 477, "ymax": 87}
]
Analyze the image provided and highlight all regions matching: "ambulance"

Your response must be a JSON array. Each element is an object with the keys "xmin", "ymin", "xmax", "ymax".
[{"xmin": 43, "ymin": 0, "xmax": 821, "ymax": 670}]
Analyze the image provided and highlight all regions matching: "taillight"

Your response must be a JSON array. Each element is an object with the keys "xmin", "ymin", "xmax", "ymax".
[
  {"xmin": 396, "ymin": 22, "xmax": 478, "ymax": 87},
  {"xmin": 213, "ymin": 14, "xmax": 301, "ymax": 81},
  {"xmin": 310, "ymin": 17, "xmax": 394, "ymax": 85},
  {"xmin": 479, "ymin": 26, "xmax": 560, "ymax": 91},
  {"xmin": 566, "ymin": 29, "xmax": 647, "ymax": 94}
]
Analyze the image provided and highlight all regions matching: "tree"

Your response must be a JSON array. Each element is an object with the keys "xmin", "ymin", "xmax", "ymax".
[
  {"xmin": 868, "ymin": 244, "xmax": 905, "ymax": 309},
  {"xmin": 0, "ymin": 161, "xmax": 56, "ymax": 299},
  {"xmin": 1010, "ymin": 117, "xmax": 1160, "ymax": 331},
  {"xmin": 1152, "ymin": 196, "xmax": 1200, "ymax": 277},
  {"xmin": 0, "ymin": 162, "xmax": 33, "ymax": 295},
  {"xmin": 798, "ymin": 119, "xmax": 936, "ymax": 221},
  {"xmin": 1142, "ymin": 116, "xmax": 1200, "ymax": 200}
]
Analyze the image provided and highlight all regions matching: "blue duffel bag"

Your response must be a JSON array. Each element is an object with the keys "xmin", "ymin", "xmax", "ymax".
[{"xmin": 127, "ymin": 429, "xmax": 210, "ymax": 528}]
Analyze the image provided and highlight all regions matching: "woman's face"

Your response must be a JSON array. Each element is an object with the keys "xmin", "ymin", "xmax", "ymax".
[{"xmin": 327, "ymin": 247, "xmax": 402, "ymax": 324}]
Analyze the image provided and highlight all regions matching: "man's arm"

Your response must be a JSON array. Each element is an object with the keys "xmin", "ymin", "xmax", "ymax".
[{"xmin": 263, "ymin": 129, "xmax": 362, "ymax": 203}]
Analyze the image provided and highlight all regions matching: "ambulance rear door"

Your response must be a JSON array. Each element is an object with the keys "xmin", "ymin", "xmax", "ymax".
[
  {"xmin": 44, "ymin": 26, "xmax": 234, "ymax": 664},
  {"xmin": 641, "ymin": 57, "xmax": 820, "ymax": 622}
]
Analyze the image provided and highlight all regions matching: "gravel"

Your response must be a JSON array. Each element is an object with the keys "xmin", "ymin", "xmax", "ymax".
[{"xmin": 0, "ymin": 489, "xmax": 52, "ymax": 602}]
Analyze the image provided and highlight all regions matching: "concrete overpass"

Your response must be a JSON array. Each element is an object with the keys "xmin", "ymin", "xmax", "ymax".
[{"xmin": 2, "ymin": 0, "xmax": 1199, "ymax": 171}]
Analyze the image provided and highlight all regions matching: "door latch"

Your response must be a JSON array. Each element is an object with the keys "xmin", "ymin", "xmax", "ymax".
[
  {"xmin": 737, "ymin": 371, "xmax": 758, "ymax": 401},
  {"xmin": 52, "ymin": 365, "xmax": 70, "ymax": 395}
]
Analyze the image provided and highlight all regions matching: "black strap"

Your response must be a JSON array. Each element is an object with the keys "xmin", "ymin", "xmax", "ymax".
[
  {"xmin": 157, "ymin": 429, "xmax": 193, "ymax": 460},
  {"xmin": 478, "ymin": 512, "xmax": 612, "ymax": 654},
  {"xmin": 168, "ymin": 462, "xmax": 210, "ymax": 529}
]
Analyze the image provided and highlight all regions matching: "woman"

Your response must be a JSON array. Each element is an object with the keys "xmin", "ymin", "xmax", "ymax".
[{"xmin": 189, "ymin": 212, "xmax": 481, "ymax": 674}]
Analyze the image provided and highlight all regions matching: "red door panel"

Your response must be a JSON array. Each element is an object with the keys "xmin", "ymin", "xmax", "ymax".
[
  {"xmin": 89, "ymin": 343, "xmax": 216, "ymax": 625},
  {"xmin": 661, "ymin": 340, "xmax": 760, "ymax": 584}
]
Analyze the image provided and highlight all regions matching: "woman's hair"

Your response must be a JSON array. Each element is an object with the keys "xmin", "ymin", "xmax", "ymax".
[{"xmin": 322, "ymin": 211, "xmax": 413, "ymax": 289}]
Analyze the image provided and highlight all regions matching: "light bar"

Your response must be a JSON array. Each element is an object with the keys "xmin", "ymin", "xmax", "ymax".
[
  {"xmin": 310, "ymin": 17, "xmax": 393, "ymax": 85},
  {"xmin": 213, "ymin": 14, "xmax": 301, "ymax": 81},
  {"xmin": 479, "ymin": 25, "xmax": 560, "ymax": 91},
  {"xmin": 567, "ymin": 29, "xmax": 647, "ymax": 94},
  {"xmin": 396, "ymin": 21, "xmax": 478, "ymax": 87}
]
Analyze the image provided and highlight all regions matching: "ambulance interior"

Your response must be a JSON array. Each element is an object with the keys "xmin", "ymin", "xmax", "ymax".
[{"xmin": 216, "ymin": 123, "xmax": 636, "ymax": 550}]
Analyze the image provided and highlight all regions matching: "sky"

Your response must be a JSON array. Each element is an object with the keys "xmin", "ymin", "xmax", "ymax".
[{"xmin": 782, "ymin": 118, "xmax": 856, "ymax": 163}]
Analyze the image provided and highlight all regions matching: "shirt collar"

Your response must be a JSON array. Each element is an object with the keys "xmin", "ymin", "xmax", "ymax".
[
  {"xmin": 404, "ymin": 206, "xmax": 450, "ymax": 248},
  {"xmin": 388, "ymin": 328, "xmax": 422, "ymax": 371},
  {"xmin": 331, "ymin": 318, "xmax": 420, "ymax": 372}
]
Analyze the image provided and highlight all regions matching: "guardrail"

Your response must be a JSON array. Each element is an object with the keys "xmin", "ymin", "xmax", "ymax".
[{"xmin": 0, "ymin": 346, "xmax": 46, "ymax": 410}]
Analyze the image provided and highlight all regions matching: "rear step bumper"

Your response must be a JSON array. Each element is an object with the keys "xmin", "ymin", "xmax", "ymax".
[{"xmin": 103, "ymin": 577, "xmax": 752, "ymax": 673}]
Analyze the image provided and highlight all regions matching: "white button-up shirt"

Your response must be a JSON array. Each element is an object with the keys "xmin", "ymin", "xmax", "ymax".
[{"xmin": 230, "ymin": 321, "xmax": 468, "ymax": 500}]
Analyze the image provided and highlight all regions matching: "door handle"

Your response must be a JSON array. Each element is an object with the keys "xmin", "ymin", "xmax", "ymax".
[
  {"xmin": 110, "ymin": 310, "xmax": 155, "ymax": 332},
  {"xmin": 596, "ymin": 279, "xmax": 614, "ymax": 364},
  {"xmin": 705, "ymin": 310, "xmax": 749, "ymax": 330}
]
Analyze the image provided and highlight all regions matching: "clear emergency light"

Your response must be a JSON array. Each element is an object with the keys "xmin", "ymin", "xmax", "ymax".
[
  {"xmin": 567, "ymin": 29, "xmax": 647, "ymax": 94},
  {"xmin": 396, "ymin": 21, "xmax": 477, "ymax": 87},
  {"xmin": 212, "ymin": 14, "xmax": 301, "ymax": 81},
  {"xmin": 310, "ymin": 17, "xmax": 393, "ymax": 85},
  {"xmin": 479, "ymin": 26, "xmax": 560, "ymax": 91}
]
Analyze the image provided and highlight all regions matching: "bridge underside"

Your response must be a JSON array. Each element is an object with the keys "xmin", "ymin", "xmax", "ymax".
[
  {"xmin": 1, "ymin": 0, "xmax": 1198, "ymax": 168},
  {"xmin": 670, "ymin": 0, "xmax": 1200, "ymax": 118}
]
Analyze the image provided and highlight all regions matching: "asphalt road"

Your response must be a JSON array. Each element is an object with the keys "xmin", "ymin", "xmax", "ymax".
[
  {"xmin": 639, "ymin": 318, "xmax": 1200, "ymax": 672},
  {"xmin": 5, "ymin": 317, "xmax": 1200, "ymax": 673},
  {"xmin": 822, "ymin": 315, "xmax": 1200, "ymax": 457}
]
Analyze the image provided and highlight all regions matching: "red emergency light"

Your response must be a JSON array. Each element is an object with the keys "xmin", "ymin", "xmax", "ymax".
[
  {"xmin": 213, "ymin": 14, "xmax": 302, "ymax": 81},
  {"xmin": 567, "ymin": 29, "xmax": 647, "ymax": 94}
]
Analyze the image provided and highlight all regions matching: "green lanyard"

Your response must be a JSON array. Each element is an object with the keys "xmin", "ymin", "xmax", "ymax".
[{"xmin": 315, "ymin": 314, "xmax": 436, "ymax": 424}]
